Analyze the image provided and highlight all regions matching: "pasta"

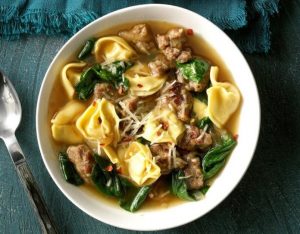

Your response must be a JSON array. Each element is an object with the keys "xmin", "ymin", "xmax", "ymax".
[
  {"xmin": 207, "ymin": 66, "xmax": 240, "ymax": 128},
  {"xmin": 76, "ymin": 98, "xmax": 120, "ymax": 146},
  {"xmin": 120, "ymin": 141, "xmax": 161, "ymax": 186},
  {"xmin": 141, "ymin": 107, "xmax": 185, "ymax": 144},
  {"xmin": 93, "ymin": 36, "xmax": 136, "ymax": 62},
  {"xmin": 51, "ymin": 100, "xmax": 86, "ymax": 144},
  {"xmin": 125, "ymin": 62, "xmax": 167, "ymax": 96},
  {"xmin": 61, "ymin": 62, "xmax": 86, "ymax": 99}
]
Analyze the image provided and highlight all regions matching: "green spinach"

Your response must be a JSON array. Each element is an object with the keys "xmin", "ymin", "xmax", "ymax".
[
  {"xmin": 193, "ymin": 91, "xmax": 208, "ymax": 104},
  {"xmin": 91, "ymin": 154, "xmax": 123, "ymax": 198},
  {"xmin": 196, "ymin": 116, "xmax": 212, "ymax": 129},
  {"xmin": 75, "ymin": 61, "xmax": 132, "ymax": 101},
  {"xmin": 171, "ymin": 170, "xmax": 194, "ymax": 201},
  {"xmin": 171, "ymin": 170, "xmax": 209, "ymax": 201},
  {"xmin": 120, "ymin": 186, "xmax": 151, "ymax": 212},
  {"xmin": 77, "ymin": 38, "xmax": 96, "ymax": 60},
  {"xmin": 177, "ymin": 58, "xmax": 210, "ymax": 83},
  {"xmin": 136, "ymin": 137, "xmax": 151, "ymax": 145},
  {"xmin": 202, "ymin": 133, "xmax": 237, "ymax": 179},
  {"xmin": 59, "ymin": 152, "xmax": 84, "ymax": 186}
]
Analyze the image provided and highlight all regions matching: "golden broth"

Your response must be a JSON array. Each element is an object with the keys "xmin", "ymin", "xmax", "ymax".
[{"xmin": 48, "ymin": 21, "xmax": 241, "ymax": 210}]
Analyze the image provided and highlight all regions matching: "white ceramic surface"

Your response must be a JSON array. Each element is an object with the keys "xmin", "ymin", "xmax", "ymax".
[{"xmin": 36, "ymin": 4, "xmax": 260, "ymax": 231}]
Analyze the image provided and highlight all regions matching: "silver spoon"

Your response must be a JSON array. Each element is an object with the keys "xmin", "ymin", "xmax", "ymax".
[{"xmin": 0, "ymin": 71, "xmax": 57, "ymax": 233}]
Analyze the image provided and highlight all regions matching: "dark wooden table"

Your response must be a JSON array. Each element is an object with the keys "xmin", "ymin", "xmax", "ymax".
[{"xmin": 0, "ymin": 0, "xmax": 299, "ymax": 233}]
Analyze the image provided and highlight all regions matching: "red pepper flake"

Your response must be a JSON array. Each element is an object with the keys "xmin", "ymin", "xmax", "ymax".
[
  {"xmin": 233, "ymin": 134, "xmax": 239, "ymax": 141},
  {"xmin": 99, "ymin": 143, "xmax": 105, "ymax": 147},
  {"xmin": 159, "ymin": 120, "xmax": 169, "ymax": 131},
  {"xmin": 92, "ymin": 101, "xmax": 97, "ymax": 106},
  {"xmin": 105, "ymin": 165, "xmax": 113, "ymax": 172},
  {"xmin": 98, "ymin": 117, "xmax": 102, "ymax": 124},
  {"xmin": 157, "ymin": 131, "xmax": 162, "ymax": 136},
  {"xmin": 137, "ymin": 84, "xmax": 143, "ymax": 88},
  {"xmin": 186, "ymin": 28, "xmax": 194, "ymax": 36}
]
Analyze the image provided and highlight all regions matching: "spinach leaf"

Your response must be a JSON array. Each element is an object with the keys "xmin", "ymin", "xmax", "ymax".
[
  {"xmin": 59, "ymin": 152, "xmax": 84, "ymax": 186},
  {"xmin": 77, "ymin": 38, "xmax": 96, "ymax": 60},
  {"xmin": 189, "ymin": 185, "xmax": 210, "ymax": 200},
  {"xmin": 91, "ymin": 154, "xmax": 123, "ymax": 198},
  {"xmin": 75, "ymin": 61, "xmax": 132, "ymax": 100},
  {"xmin": 172, "ymin": 170, "xmax": 211, "ymax": 201},
  {"xmin": 202, "ymin": 133, "xmax": 237, "ymax": 179},
  {"xmin": 120, "ymin": 186, "xmax": 151, "ymax": 212},
  {"xmin": 75, "ymin": 67, "xmax": 100, "ymax": 100},
  {"xmin": 196, "ymin": 116, "xmax": 212, "ymax": 129},
  {"xmin": 171, "ymin": 170, "xmax": 194, "ymax": 201},
  {"xmin": 102, "ymin": 61, "xmax": 132, "ymax": 91},
  {"xmin": 177, "ymin": 58, "xmax": 210, "ymax": 83},
  {"xmin": 193, "ymin": 91, "xmax": 208, "ymax": 104},
  {"xmin": 136, "ymin": 137, "xmax": 151, "ymax": 145}
]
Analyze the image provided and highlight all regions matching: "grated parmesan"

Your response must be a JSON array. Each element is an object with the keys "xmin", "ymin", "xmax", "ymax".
[{"xmin": 197, "ymin": 124, "xmax": 209, "ymax": 141}]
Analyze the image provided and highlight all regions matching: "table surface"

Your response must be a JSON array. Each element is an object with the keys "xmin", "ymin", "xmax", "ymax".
[{"xmin": 1, "ymin": 0, "xmax": 300, "ymax": 233}]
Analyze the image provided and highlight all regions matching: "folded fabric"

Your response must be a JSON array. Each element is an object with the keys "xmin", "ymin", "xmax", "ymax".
[{"xmin": 0, "ymin": 0, "xmax": 279, "ymax": 53}]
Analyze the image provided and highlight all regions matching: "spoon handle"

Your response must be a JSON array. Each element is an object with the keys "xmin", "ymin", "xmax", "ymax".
[{"xmin": 4, "ymin": 134, "xmax": 58, "ymax": 234}]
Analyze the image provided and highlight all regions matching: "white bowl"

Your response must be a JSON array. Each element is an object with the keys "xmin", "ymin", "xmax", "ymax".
[{"xmin": 36, "ymin": 4, "xmax": 260, "ymax": 231}]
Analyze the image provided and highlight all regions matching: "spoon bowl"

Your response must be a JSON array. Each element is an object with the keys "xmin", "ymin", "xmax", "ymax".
[{"xmin": 0, "ymin": 71, "xmax": 22, "ymax": 138}]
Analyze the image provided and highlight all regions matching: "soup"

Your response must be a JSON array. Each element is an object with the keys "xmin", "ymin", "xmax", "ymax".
[{"xmin": 49, "ymin": 21, "xmax": 241, "ymax": 212}]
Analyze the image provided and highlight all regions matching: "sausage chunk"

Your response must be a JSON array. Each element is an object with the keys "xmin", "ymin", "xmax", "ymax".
[
  {"xmin": 158, "ymin": 82, "xmax": 193, "ymax": 123},
  {"xmin": 119, "ymin": 24, "xmax": 156, "ymax": 54},
  {"xmin": 150, "ymin": 143, "xmax": 187, "ymax": 175},
  {"xmin": 122, "ymin": 96, "xmax": 139, "ymax": 112},
  {"xmin": 182, "ymin": 152, "xmax": 204, "ymax": 190},
  {"xmin": 176, "ymin": 57, "xmax": 210, "ymax": 92},
  {"xmin": 67, "ymin": 144, "xmax": 95, "ymax": 183},
  {"xmin": 148, "ymin": 54, "xmax": 171, "ymax": 77},
  {"xmin": 178, "ymin": 125, "xmax": 212, "ymax": 151},
  {"xmin": 94, "ymin": 83, "xmax": 115, "ymax": 100},
  {"xmin": 176, "ymin": 48, "xmax": 192, "ymax": 63},
  {"xmin": 156, "ymin": 28, "xmax": 192, "ymax": 63}
]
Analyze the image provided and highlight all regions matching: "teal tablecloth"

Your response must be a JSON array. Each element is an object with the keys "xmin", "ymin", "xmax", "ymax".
[{"xmin": 1, "ymin": 0, "xmax": 300, "ymax": 233}]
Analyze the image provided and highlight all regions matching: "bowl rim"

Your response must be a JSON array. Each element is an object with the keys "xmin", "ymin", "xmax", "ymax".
[{"xmin": 36, "ymin": 3, "xmax": 261, "ymax": 231}]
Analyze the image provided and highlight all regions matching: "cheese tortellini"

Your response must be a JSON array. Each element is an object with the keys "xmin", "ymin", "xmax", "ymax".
[
  {"xmin": 93, "ymin": 36, "xmax": 136, "ymax": 62},
  {"xmin": 118, "ymin": 141, "xmax": 161, "ymax": 187},
  {"xmin": 193, "ymin": 98, "xmax": 207, "ymax": 120},
  {"xmin": 207, "ymin": 66, "xmax": 241, "ymax": 128},
  {"xmin": 76, "ymin": 98, "xmax": 120, "ymax": 147},
  {"xmin": 51, "ymin": 100, "xmax": 86, "ymax": 144},
  {"xmin": 61, "ymin": 62, "xmax": 86, "ymax": 99},
  {"xmin": 125, "ymin": 62, "xmax": 167, "ymax": 97},
  {"xmin": 141, "ymin": 107, "xmax": 185, "ymax": 144}
]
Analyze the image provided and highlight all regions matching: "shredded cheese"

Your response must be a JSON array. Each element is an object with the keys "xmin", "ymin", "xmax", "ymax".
[
  {"xmin": 161, "ymin": 80, "xmax": 177, "ymax": 93},
  {"xmin": 197, "ymin": 124, "xmax": 209, "ymax": 141}
]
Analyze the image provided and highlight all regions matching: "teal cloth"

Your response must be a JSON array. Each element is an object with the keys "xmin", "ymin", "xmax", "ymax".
[{"xmin": 0, "ymin": 0, "xmax": 279, "ymax": 53}]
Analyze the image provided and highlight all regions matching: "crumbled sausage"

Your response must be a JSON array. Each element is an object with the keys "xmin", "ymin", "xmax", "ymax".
[
  {"xmin": 182, "ymin": 152, "xmax": 204, "ymax": 190},
  {"xmin": 94, "ymin": 83, "xmax": 116, "ymax": 100},
  {"xmin": 176, "ymin": 48, "xmax": 192, "ymax": 63},
  {"xmin": 150, "ymin": 143, "xmax": 187, "ymax": 175},
  {"xmin": 156, "ymin": 34, "xmax": 169, "ymax": 50},
  {"xmin": 163, "ymin": 47, "xmax": 181, "ymax": 61},
  {"xmin": 158, "ymin": 82, "xmax": 193, "ymax": 123},
  {"xmin": 67, "ymin": 144, "xmax": 95, "ymax": 183},
  {"xmin": 177, "ymin": 69, "xmax": 210, "ymax": 92},
  {"xmin": 122, "ymin": 96, "xmax": 139, "ymax": 112},
  {"xmin": 156, "ymin": 28, "xmax": 192, "ymax": 63},
  {"xmin": 119, "ymin": 24, "xmax": 156, "ymax": 54},
  {"xmin": 178, "ymin": 125, "xmax": 212, "ymax": 150},
  {"xmin": 148, "ymin": 54, "xmax": 170, "ymax": 77}
]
